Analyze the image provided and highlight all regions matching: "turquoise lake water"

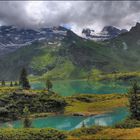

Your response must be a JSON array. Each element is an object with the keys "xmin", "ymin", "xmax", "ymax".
[
  {"xmin": 4, "ymin": 80, "xmax": 129, "ymax": 130},
  {"xmin": 31, "ymin": 80, "xmax": 130, "ymax": 96},
  {"xmin": 1, "ymin": 108, "xmax": 128, "ymax": 130}
]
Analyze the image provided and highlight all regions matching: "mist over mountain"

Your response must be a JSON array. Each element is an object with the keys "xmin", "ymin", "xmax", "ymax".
[
  {"xmin": 82, "ymin": 26, "xmax": 128, "ymax": 41},
  {"xmin": 0, "ymin": 1, "xmax": 140, "ymax": 35}
]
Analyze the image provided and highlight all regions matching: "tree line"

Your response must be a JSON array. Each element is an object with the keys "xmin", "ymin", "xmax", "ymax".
[
  {"xmin": 1, "ymin": 68, "xmax": 53, "ymax": 91},
  {"xmin": 0, "ymin": 67, "xmax": 54, "ymax": 128}
]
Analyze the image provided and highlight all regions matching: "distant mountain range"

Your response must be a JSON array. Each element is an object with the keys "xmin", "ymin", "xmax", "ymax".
[
  {"xmin": 0, "ymin": 25, "xmax": 68, "ymax": 55},
  {"xmin": 82, "ymin": 26, "xmax": 128, "ymax": 41},
  {"xmin": 0, "ymin": 23, "xmax": 140, "ymax": 80},
  {"xmin": 0, "ymin": 25, "xmax": 128, "ymax": 56}
]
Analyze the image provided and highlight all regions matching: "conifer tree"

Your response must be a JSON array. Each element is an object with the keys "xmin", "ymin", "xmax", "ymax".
[
  {"xmin": 1, "ymin": 80, "xmax": 5, "ymax": 86},
  {"xmin": 14, "ymin": 81, "xmax": 18, "ymax": 86},
  {"xmin": 46, "ymin": 79, "xmax": 53, "ymax": 91},
  {"xmin": 19, "ymin": 68, "xmax": 30, "ymax": 89},
  {"xmin": 128, "ymin": 81, "xmax": 140, "ymax": 120},
  {"xmin": 10, "ymin": 81, "xmax": 13, "ymax": 87}
]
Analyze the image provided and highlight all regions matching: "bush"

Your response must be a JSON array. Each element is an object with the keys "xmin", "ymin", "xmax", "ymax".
[
  {"xmin": 0, "ymin": 128, "xmax": 67, "ymax": 140},
  {"xmin": 0, "ymin": 107, "xmax": 9, "ymax": 117},
  {"xmin": 0, "ymin": 91, "xmax": 67, "ymax": 120},
  {"xmin": 69, "ymin": 126, "xmax": 105, "ymax": 137},
  {"xmin": 114, "ymin": 119, "xmax": 140, "ymax": 128},
  {"xmin": 74, "ymin": 96, "xmax": 92, "ymax": 102}
]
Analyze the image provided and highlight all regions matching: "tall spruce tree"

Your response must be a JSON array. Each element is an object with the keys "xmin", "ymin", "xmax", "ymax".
[
  {"xmin": 1, "ymin": 80, "xmax": 5, "ymax": 86},
  {"xmin": 46, "ymin": 79, "xmax": 53, "ymax": 91},
  {"xmin": 19, "ymin": 68, "xmax": 30, "ymax": 89},
  {"xmin": 128, "ymin": 81, "xmax": 140, "ymax": 120},
  {"xmin": 10, "ymin": 81, "xmax": 13, "ymax": 87}
]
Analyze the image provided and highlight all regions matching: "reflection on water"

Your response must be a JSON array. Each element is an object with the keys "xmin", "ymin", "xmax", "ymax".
[
  {"xmin": 31, "ymin": 80, "xmax": 130, "ymax": 96},
  {"xmin": 1, "ymin": 108, "xmax": 129, "ymax": 130},
  {"xmin": 23, "ymin": 80, "xmax": 130, "ymax": 130}
]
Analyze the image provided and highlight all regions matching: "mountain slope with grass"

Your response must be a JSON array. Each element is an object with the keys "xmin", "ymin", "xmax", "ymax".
[{"xmin": 0, "ymin": 23, "xmax": 140, "ymax": 80}]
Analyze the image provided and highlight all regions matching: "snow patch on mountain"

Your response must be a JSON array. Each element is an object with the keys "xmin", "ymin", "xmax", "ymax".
[
  {"xmin": 82, "ymin": 26, "xmax": 128, "ymax": 41},
  {"xmin": 0, "ymin": 25, "xmax": 68, "ymax": 55}
]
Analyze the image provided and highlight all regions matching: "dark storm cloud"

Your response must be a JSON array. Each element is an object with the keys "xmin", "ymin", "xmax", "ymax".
[{"xmin": 0, "ymin": 1, "xmax": 140, "ymax": 33}]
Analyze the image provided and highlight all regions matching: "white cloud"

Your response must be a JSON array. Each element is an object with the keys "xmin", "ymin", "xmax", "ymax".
[{"xmin": 0, "ymin": 1, "xmax": 140, "ymax": 35}]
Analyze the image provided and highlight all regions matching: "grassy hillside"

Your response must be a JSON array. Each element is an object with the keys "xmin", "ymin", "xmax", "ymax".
[
  {"xmin": 65, "ymin": 94, "xmax": 128, "ymax": 116},
  {"xmin": 0, "ymin": 32, "xmax": 105, "ymax": 80},
  {"xmin": 1, "ymin": 25, "xmax": 140, "ymax": 80}
]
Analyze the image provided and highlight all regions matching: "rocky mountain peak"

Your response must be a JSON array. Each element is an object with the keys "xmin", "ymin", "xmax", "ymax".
[
  {"xmin": 130, "ymin": 22, "xmax": 140, "ymax": 32},
  {"xmin": 0, "ymin": 25, "xmax": 68, "ymax": 55},
  {"xmin": 82, "ymin": 26, "xmax": 127, "ymax": 41},
  {"xmin": 101, "ymin": 26, "xmax": 121, "ymax": 35}
]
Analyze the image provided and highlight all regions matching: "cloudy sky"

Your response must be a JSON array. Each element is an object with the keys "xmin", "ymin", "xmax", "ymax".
[{"xmin": 0, "ymin": 1, "xmax": 140, "ymax": 35}]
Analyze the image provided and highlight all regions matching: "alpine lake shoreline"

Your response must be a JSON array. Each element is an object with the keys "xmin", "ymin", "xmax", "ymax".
[
  {"xmin": 0, "ymin": 84, "xmax": 128, "ymax": 120},
  {"xmin": 0, "ymin": 79, "xmax": 134, "ymax": 140}
]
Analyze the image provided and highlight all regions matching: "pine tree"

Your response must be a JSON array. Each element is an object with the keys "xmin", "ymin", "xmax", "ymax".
[
  {"xmin": 23, "ymin": 106, "xmax": 32, "ymax": 128},
  {"xmin": 46, "ymin": 79, "xmax": 53, "ymax": 91},
  {"xmin": 19, "ymin": 68, "xmax": 30, "ymax": 89},
  {"xmin": 14, "ymin": 81, "xmax": 18, "ymax": 86},
  {"xmin": 1, "ymin": 80, "xmax": 5, "ymax": 86},
  {"xmin": 128, "ymin": 81, "xmax": 140, "ymax": 120},
  {"xmin": 10, "ymin": 81, "xmax": 13, "ymax": 87}
]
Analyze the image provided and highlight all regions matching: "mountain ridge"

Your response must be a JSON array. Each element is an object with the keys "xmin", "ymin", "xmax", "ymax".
[
  {"xmin": 0, "ymin": 25, "xmax": 68, "ymax": 56},
  {"xmin": 82, "ymin": 26, "xmax": 128, "ymax": 41},
  {"xmin": 0, "ymin": 23, "xmax": 140, "ymax": 80}
]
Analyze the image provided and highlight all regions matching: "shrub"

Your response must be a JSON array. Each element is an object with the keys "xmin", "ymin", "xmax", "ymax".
[
  {"xmin": 0, "ymin": 107, "xmax": 9, "ymax": 117},
  {"xmin": 114, "ymin": 119, "xmax": 140, "ymax": 128},
  {"xmin": 0, "ymin": 91, "xmax": 67, "ymax": 120},
  {"xmin": 0, "ymin": 128, "xmax": 67, "ymax": 140},
  {"xmin": 74, "ymin": 96, "xmax": 92, "ymax": 102},
  {"xmin": 69, "ymin": 126, "xmax": 105, "ymax": 137}
]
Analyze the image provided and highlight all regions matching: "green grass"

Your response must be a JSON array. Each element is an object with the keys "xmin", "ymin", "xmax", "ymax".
[
  {"xmin": 1, "ymin": 125, "xmax": 140, "ymax": 140},
  {"xmin": 89, "ymin": 70, "xmax": 140, "ymax": 81},
  {"xmin": 65, "ymin": 94, "xmax": 128, "ymax": 115},
  {"xmin": 0, "ymin": 86, "xmax": 20, "ymax": 94},
  {"xmin": 68, "ymin": 126, "xmax": 105, "ymax": 138},
  {"xmin": 67, "ymin": 126, "xmax": 140, "ymax": 140},
  {"xmin": 31, "ymin": 53, "xmax": 57, "ymax": 71},
  {"xmin": 40, "ymin": 60, "xmax": 76, "ymax": 80},
  {"xmin": 102, "ymin": 71, "xmax": 140, "ymax": 80},
  {"xmin": 1, "ymin": 29, "xmax": 140, "ymax": 80},
  {"xmin": 0, "ymin": 86, "xmax": 128, "ymax": 118}
]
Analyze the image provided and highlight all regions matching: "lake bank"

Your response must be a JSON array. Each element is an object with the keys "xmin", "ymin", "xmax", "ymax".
[
  {"xmin": 0, "ymin": 92, "xmax": 128, "ymax": 119},
  {"xmin": 20, "ymin": 93, "xmax": 129, "ymax": 118},
  {"xmin": 68, "ymin": 126, "xmax": 140, "ymax": 139},
  {"xmin": 1, "ymin": 126, "xmax": 140, "ymax": 140},
  {"xmin": 64, "ymin": 94, "xmax": 128, "ymax": 116},
  {"xmin": 0, "ymin": 87, "xmax": 128, "ymax": 119},
  {"xmin": 0, "ymin": 83, "xmax": 129, "ymax": 131},
  {"xmin": 0, "ymin": 92, "xmax": 129, "ymax": 130},
  {"xmin": 31, "ymin": 79, "xmax": 130, "ymax": 96},
  {"xmin": 1, "ymin": 107, "xmax": 128, "ymax": 130}
]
